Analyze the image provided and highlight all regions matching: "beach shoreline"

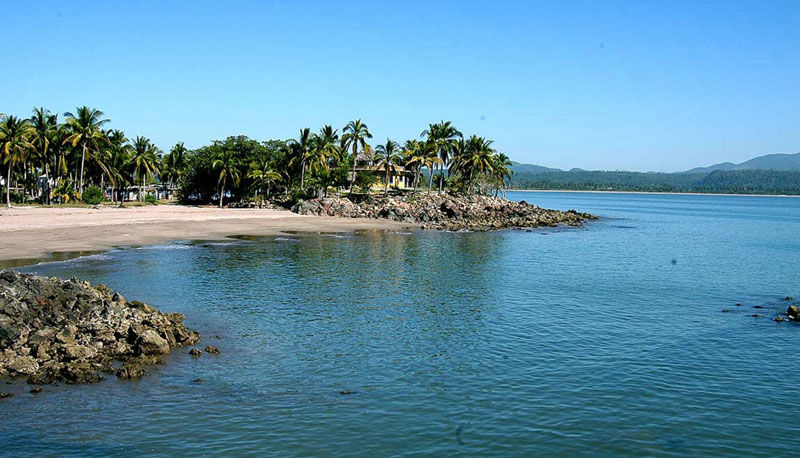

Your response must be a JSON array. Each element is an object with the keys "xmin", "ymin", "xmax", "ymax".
[{"xmin": 0, "ymin": 205, "xmax": 418, "ymax": 267}]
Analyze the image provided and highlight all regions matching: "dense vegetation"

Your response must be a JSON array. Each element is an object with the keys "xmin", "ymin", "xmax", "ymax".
[
  {"xmin": 509, "ymin": 169, "xmax": 800, "ymax": 195},
  {"xmin": 0, "ymin": 107, "xmax": 513, "ymax": 208}
]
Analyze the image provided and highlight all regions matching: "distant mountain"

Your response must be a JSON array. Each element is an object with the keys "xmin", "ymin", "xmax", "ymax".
[
  {"xmin": 684, "ymin": 152, "xmax": 800, "ymax": 174},
  {"xmin": 510, "ymin": 161, "xmax": 562, "ymax": 173}
]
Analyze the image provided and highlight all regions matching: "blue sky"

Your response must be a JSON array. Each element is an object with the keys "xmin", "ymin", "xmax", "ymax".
[{"xmin": 2, "ymin": 0, "xmax": 798, "ymax": 172}]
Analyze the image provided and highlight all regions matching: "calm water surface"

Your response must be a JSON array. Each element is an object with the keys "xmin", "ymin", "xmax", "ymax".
[{"xmin": 4, "ymin": 192, "xmax": 800, "ymax": 456}]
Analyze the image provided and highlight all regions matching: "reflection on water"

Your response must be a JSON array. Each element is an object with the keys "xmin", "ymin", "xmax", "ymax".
[{"xmin": 3, "ymin": 191, "xmax": 800, "ymax": 456}]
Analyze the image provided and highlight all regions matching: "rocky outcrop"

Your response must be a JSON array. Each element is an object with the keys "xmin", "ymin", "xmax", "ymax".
[
  {"xmin": 291, "ymin": 194, "xmax": 595, "ymax": 231},
  {"xmin": 0, "ymin": 270, "xmax": 199, "ymax": 384}
]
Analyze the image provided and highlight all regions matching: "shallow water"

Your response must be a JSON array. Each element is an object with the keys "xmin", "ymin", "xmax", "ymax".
[{"xmin": 4, "ymin": 191, "xmax": 800, "ymax": 457}]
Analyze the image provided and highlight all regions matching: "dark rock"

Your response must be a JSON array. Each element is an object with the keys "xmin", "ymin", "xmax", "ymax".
[
  {"xmin": 0, "ymin": 392, "xmax": 12, "ymax": 399},
  {"xmin": 753, "ymin": 305, "xmax": 764, "ymax": 309},
  {"xmin": 788, "ymin": 305, "xmax": 800, "ymax": 321},
  {"xmin": 116, "ymin": 363, "xmax": 146, "ymax": 379},
  {"xmin": 29, "ymin": 387, "xmax": 42, "ymax": 394},
  {"xmin": 751, "ymin": 314, "xmax": 762, "ymax": 318},
  {"xmin": 137, "ymin": 330, "xmax": 169, "ymax": 356},
  {"xmin": 189, "ymin": 348, "xmax": 202, "ymax": 357},
  {"xmin": 204, "ymin": 346, "xmax": 220, "ymax": 355},
  {"xmin": 784, "ymin": 296, "xmax": 793, "ymax": 301},
  {"xmin": 290, "ymin": 193, "xmax": 595, "ymax": 231},
  {"xmin": 774, "ymin": 316, "xmax": 785, "ymax": 322},
  {"xmin": 340, "ymin": 390, "xmax": 355, "ymax": 395},
  {"xmin": 0, "ymin": 270, "xmax": 199, "ymax": 384}
]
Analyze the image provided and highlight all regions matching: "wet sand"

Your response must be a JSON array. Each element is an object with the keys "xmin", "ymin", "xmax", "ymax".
[{"xmin": 0, "ymin": 205, "xmax": 418, "ymax": 266}]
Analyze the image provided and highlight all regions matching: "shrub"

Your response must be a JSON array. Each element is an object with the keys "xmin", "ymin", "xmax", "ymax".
[
  {"xmin": 82, "ymin": 186, "xmax": 103, "ymax": 205},
  {"xmin": 355, "ymin": 171, "xmax": 378, "ymax": 190},
  {"xmin": 144, "ymin": 194, "xmax": 158, "ymax": 204}
]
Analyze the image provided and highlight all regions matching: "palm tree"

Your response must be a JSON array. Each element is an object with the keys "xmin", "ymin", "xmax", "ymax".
[
  {"xmin": 63, "ymin": 107, "xmax": 110, "ymax": 194},
  {"xmin": 303, "ymin": 126, "xmax": 340, "ymax": 194},
  {"xmin": 451, "ymin": 135, "xmax": 495, "ymax": 194},
  {"xmin": 247, "ymin": 160, "xmax": 281, "ymax": 207},
  {"xmin": 106, "ymin": 130, "xmax": 133, "ymax": 204},
  {"xmin": 421, "ymin": 121, "xmax": 461, "ymax": 193},
  {"xmin": 375, "ymin": 139, "xmax": 402, "ymax": 196},
  {"xmin": 491, "ymin": 152, "xmax": 513, "ymax": 197},
  {"xmin": 131, "ymin": 136, "xmax": 161, "ymax": 202},
  {"xmin": 211, "ymin": 148, "xmax": 240, "ymax": 207},
  {"xmin": 30, "ymin": 107, "xmax": 58, "ymax": 204},
  {"xmin": 163, "ymin": 141, "xmax": 188, "ymax": 189},
  {"xmin": 422, "ymin": 143, "xmax": 442, "ymax": 195},
  {"xmin": 315, "ymin": 125, "xmax": 341, "ymax": 167},
  {"xmin": 341, "ymin": 119, "xmax": 373, "ymax": 192},
  {"xmin": 0, "ymin": 116, "xmax": 34, "ymax": 208},
  {"xmin": 402, "ymin": 140, "xmax": 425, "ymax": 193},
  {"xmin": 50, "ymin": 124, "xmax": 71, "ymax": 190},
  {"xmin": 287, "ymin": 128, "xmax": 313, "ymax": 191}
]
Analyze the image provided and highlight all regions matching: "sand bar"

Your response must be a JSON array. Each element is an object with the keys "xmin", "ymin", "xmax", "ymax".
[{"xmin": 0, "ymin": 205, "xmax": 417, "ymax": 266}]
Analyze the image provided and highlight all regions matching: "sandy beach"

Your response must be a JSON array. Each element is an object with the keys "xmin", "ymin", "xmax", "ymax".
[{"xmin": 0, "ymin": 205, "xmax": 417, "ymax": 266}]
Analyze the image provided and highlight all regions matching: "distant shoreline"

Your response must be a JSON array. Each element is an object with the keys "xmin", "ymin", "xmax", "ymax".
[{"xmin": 508, "ymin": 189, "xmax": 800, "ymax": 198}]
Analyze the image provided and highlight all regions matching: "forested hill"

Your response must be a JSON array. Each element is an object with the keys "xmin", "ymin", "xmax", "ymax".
[{"xmin": 508, "ymin": 169, "xmax": 800, "ymax": 195}]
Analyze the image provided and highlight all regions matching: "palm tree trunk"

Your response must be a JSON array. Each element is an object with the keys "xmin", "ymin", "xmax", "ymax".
[
  {"xmin": 300, "ymin": 162, "xmax": 306, "ymax": 191},
  {"xmin": 79, "ymin": 141, "xmax": 87, "ymax": 194},
  {"xmin": 44, "ymin": 163, "xmax": 50, "ymax": 205},
  {"xmin": 427, "ymin": 166, "xmax": 433, "ymax": 195},
  {"xmin": 261, "ymin": 185, "xmax": 266, "ymax": 208},
  {"xmin": 349, "ymin": 145, "xmax": 357, "ymax": 193},
  {"xmin": 385, "ymin": 166, "xmax": 390, "ymax": 196},
  {"xmin": 219, "ymin": 177, "xmax": 225, "ymax": 208},
  {"xmin": 6, "ymin": 164, "xmax": 12, "ymax": 209}
]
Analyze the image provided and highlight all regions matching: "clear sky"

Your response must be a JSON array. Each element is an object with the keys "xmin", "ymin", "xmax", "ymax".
[{"xmin": 2, "ymin": 0, "xmax": 798, "ymax": 172}]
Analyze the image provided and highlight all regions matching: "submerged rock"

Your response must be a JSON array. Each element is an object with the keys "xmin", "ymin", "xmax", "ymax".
[
  {"xmin": 0, "ymin": 392, "xmax": 12, "ymax": 399},
  {"xmin": 189, "ymin": 348, "xmax": 202, "ymax": 357},
  {"xmin": 116, "ymin": 363, "xmax": 146, "ymax": 379},
  {"xmin": 788, "ymin": 305, "xmax": 800, "ymax": 321},
  {"xmin": 291, "ymin": 193, "xmax": 596, "ymax": 231},
  {"xmin": 0, "ymin": 270, "xmax": 200, "ymax": 384},
  {"xmin": 204, "ymin": 345, "xmax": 220, "ymax": 355}
]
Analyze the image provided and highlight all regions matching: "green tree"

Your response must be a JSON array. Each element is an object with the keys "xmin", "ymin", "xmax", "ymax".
[
  {"xmin": 342, "ymin": 119, "xmax": 373, "ymax": 192},
  {"xmin": 490, "ymin": 152, "xmax": 513, "ymax": 197},
  {"xmin": 63, "ymin": 106, "xmax": 110, "ymax": 193},
  {"xmin": 451, "ymin": 135, "xmax": 495, "ymax": 193},
  {"xmin": 30, "ymin": 107, "xmax": 58, "ymax": 204},
  {"xmin": 106, "ymin": 130, "xmax": 133, "ymax": 204},
  {"xmin": 211, "ymin": 148, "xmax": 241, "ymax": 207},
  {"xmin": 375, "ymin": 139, "xmax": 402, "ymax": 196},
  {"xmin": 421, "ymin": 120, "xmax": 461, "ymax": 193},
  {"xmin": 0, "ymin": 116, "xmax": 34, "ymax": 208},
  {"xmin": 402, "ymin": 140, "xmax": 425, "ymax": 192},
  {"xmin": 288, "ymin": 128, "xmax": 313, "ymax": 191},
  {"xmin": 131, "ymin": 136, "xmax": 161, "ymax": 202},
  {"xmin": 247, "ymin": 159, "xmax": 281, "ymax": 207},
  {"xmin": 162, "ymin": 141, "xmax": 188, "ymax": 188}
]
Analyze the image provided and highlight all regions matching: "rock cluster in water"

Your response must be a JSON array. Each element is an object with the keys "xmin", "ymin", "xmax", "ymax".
[
  {"xmin": 0, "ymin": 270, "xmax": 199, "ymax": 384},
  {"xmin": 291, "ymin": 193, "xmax": 595, "ymax": 230},
  {"xmin": 776, "ymin": 304, "xmax": 800, "ymax": 322}
]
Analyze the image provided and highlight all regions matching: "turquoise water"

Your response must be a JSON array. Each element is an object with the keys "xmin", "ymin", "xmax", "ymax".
[{"xmin": 4, "ymin": 191, "xmax": 800, "ymax": 456}]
